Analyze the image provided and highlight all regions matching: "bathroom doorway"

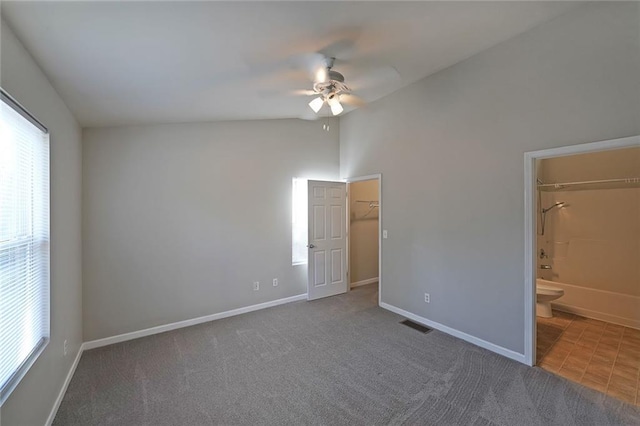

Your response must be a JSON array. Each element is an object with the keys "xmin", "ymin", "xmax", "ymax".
[
  {"xmin": 524, "ymin": 135, "xmax": 640, "ymax": 405},
  {"xmin": 347, "ymin": 175, "xmax": 382, "ymax": 305}
]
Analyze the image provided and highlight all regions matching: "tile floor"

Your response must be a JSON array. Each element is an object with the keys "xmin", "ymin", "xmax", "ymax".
[{"xmin": 537, "ymin": 310, "xmax": 640, "ymax": 406}]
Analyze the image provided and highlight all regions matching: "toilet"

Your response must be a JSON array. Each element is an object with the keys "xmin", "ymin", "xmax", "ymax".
[{"xmin": 536, "ymin": 280, "xmax": 564, "ymax": 318}]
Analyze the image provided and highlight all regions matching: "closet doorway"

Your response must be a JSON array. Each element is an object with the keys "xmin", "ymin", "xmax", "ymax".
[{"xmin": 347, "ymin": 175, "xmax": 382, "ymax": 305}]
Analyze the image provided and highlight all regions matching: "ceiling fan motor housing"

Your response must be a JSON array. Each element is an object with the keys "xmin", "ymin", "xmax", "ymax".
[
  {"xmin": 327, "ymin": 69, "xmax": 344, "ymax": 83},
  {"xmin": 313, "ymin": 72, "xmax": 350, "ymax": 98}
]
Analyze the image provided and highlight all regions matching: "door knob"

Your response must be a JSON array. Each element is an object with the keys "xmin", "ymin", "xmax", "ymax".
[{"xmin": 308, "ymin": 244, "xmax": 315, "ymax": 248}]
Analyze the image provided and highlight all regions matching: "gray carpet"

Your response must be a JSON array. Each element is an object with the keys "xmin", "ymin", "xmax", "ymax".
[{"xmin": 54, "ymin": 284, "xmax": 640, "ymax": 425}]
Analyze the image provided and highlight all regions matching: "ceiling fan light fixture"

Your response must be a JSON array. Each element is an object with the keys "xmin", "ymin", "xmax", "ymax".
[
  {"xmin": 327, "ymin": 95, "xmax": 343, "ymax": 116},
  {"xmin": 330, "ymin": 101, "xmax": 343, "ymax": 116},
  {"xmin": 308, "ymin": 97, "xmax": 324, "ymax": 113},
  {"xmin": 315, "ymin": 68, "xmax": 328, "ymax": 84}
]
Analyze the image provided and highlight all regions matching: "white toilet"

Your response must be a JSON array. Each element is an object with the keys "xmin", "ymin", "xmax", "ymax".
[{"xmin": 536, "ymin": 279, "xmax": 564, "ymax": 318}]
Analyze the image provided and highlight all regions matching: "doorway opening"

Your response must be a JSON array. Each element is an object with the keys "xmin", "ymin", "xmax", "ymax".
[
  {"xmin": 299, "ymin": 175, "xmax": 382, "ymax": 304},
  {"xmin": 347, "ymin": 175, "xmax": 382, "ymax": 305},
  {"xmin": 524, "ymin": 135, "xmax": 640, "ymax": 406}
]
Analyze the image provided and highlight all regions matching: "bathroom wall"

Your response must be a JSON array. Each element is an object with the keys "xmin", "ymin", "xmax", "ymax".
[
  {"xmin": 349, "ymin": 179, "xmax": 379, "ymax": 286},
  {"xmin": 538, "ymin": 147, "xmax": 640, "ymax": 328}
]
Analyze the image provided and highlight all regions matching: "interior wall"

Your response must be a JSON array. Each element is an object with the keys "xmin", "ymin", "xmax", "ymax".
[
  {"xmin": 339, "ymin": 2, "xmax": 640, "ymax": 354},
  {"xmin": 538, "ymin": 148, "xmax": 640, "ymax": 328},
  {"xmin": 82, "ymin": 119, "xmax": 339, "ymax": 341},
  {"xmin": 349, "ymin": 179, "xmax": 379, "ymax": 285},
  {"xmin": 0, "ymin": 20, "xmax": 83, "ymax": 426}
]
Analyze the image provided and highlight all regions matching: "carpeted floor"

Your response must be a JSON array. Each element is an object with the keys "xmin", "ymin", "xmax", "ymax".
[{"xmin": 54, "ymin": 284, "xmax": 640, "ymax": 425}]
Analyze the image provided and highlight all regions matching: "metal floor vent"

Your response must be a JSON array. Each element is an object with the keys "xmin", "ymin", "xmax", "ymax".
[{"xmin": 401, "ymin": 319, "xmax": 432, "ymax": 334}]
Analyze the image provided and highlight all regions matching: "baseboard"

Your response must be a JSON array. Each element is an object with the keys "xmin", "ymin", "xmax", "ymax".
[
  {"xmin": 83, "ymin": 293, "xmax": 308, "ymax": 350},
  {"xmin": 552, "ymin": 303, "xmax": 640, "ymax": 330},
  {"xmin": 45, "ymin": 293, "xmax": 307, "ymax": 424},
  {"xmin": 45, "ymin": 344, "xmax": 85, "ymax": 426},
  {"xmin": 350, "ymin": 277, "xmax": 378, "ymax": 288},
  {"xmin": 379, "ymin": 302, "xmax": 526, "ymax": 365}
]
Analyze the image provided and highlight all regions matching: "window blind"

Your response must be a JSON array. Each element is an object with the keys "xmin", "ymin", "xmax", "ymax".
[{"xmin": 0, "ymin": 92, "xmax": 50, "ymax": 405}]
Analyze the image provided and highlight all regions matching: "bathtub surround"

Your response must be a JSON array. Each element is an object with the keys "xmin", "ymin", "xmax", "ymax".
[{"xmin": 538, "ymin": 147, "xmax": 640, "ymax": 329}]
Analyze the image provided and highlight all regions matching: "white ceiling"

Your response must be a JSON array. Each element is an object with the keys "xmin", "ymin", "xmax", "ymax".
[{"xmin": 1, "ymin": 1, "xmax": 578, "ymax": 127}]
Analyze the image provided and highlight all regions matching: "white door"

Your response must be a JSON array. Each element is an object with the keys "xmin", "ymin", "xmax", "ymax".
[{"xmin": 307, "ymin": 180, "xmax": 347, "ymax": 301}]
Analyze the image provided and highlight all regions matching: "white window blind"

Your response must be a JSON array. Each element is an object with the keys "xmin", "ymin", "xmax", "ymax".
[{"xmin": 0, "ymin": 91, "xmax": 50, "ymax": 405}]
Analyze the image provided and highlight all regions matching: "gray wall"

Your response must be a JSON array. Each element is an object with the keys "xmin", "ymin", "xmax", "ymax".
[
  {"xmin": 339, "ymin": 2, "xmax": 640, "ymax": 354},
  {"xmin": 82, "ymin": 120, "xmax": 339, "ymax": 341},
  {"xmin": 0, "ymin": 20, "xmax": 83, "ymax": 426}
]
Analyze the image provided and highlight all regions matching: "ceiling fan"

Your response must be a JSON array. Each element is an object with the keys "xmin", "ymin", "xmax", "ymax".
[
  {"xmin": 302, "ymin": 55, "xmax": 364, "ymax": 116},
  {"xmin": 249, "ymin": 33, "xmax": 401, "ymax": 119}
]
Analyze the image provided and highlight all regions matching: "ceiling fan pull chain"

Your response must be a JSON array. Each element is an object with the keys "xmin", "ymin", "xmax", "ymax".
[{"xmin": 322, "ymin": 117, "xmax": 330, "ymax": 131}]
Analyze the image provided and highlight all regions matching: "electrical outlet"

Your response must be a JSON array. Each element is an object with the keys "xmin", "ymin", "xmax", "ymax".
[
  {"xmin": 424, "ymin": 293, "xmax": 430, "ymax": 303},
  {"xmin": 63, "ymin": 340, "xmax": 68, "ymax": 356},
  {"xmin": 273, "ymin": 278, "xmax": 278, "ymax": 287},
  {"xmin": 253, "ymin": 281, "xmax": 260, "ymax": 291},
  {"xmin": 383, "ymin": 229, "xmax": 388, "ymax": 239}
]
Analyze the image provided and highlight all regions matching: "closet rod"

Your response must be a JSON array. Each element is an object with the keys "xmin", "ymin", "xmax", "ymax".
[
  {"xmin": 355, "ymin": 200, "xmax": 379, "ymax": 207},
  {"xmin": 537, "ymin": 177, "xmax": 640, "ymax": 189}
]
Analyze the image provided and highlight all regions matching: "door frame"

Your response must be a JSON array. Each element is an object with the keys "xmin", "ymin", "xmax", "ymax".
[
  {"xmin": 345, "ymin": 173, "xmax": 383, "ymax": 306},
  {"xmin": 523, "ymin": 135, "xmax": 639, "ymax": 366}
]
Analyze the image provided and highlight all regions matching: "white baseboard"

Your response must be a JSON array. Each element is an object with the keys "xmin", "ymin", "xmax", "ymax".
[
  {"xmin": 45, "ymin": 293, "xmax": 307, "ymax": 424},
  {"xmin": 552, "ymin": 303, "xmax": 640, "ymax": 330},
  {"xmin": 83, "ymin": 293, "xmax": 308, "ymax": 350},
  {"xmin": 45, "ymin": 344, "xmax": 85, "ymax": 426},
  {"xmin": 350, "ymin": 277, "xmax": 379, "ymax": 288},
  {"xmin": 379, "ymin": 302, "xmax": 526, "ymax": 365}
]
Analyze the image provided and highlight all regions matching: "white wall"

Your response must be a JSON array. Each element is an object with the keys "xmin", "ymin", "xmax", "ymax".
[
  {"xmin": 0, "ymin": 20, "xmax": 83, "ymax": 426},
  {"xmin": 349, "ymin": 179, "xmax": 379, "ymax": 285},
  {"xmin": 339, "ymin": 2, "xmax": 640, "ymax": 354},
  {"xmin": 82, "ymin": 119, "xmax": 339, "ymax": 341}
]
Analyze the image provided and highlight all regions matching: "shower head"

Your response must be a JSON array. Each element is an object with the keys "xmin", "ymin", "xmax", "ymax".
[{"xmin": 542, "ymin": 201, "xmax": 565, "ymax": 214}]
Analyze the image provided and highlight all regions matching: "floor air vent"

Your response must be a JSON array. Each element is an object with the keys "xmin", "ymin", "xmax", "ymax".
[{"xmin": 401, "ymin": 319, "xmax": 432, "ymax": 334}]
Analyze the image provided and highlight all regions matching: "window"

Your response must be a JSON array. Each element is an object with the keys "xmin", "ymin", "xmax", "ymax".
[
  {"xmin": 0, "ymin": 90, "xmax": 50, "ymax": 405},
  {"xmin": 292, "ymin": 178, "xmax": 308, "ymax": 265}
]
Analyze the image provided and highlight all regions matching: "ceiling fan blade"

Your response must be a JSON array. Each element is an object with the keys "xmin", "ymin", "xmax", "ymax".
[
  {"xmin": 318, "ymin": 32, "xmax": 360, "ymax": 61},
  {"xmin": 340, "ymin": 94, "xmax": 366, "ymax": 107},
  {"xmin": 349, "ymin": 66, "xmax": 401, "ymax": 91},
  {"xmin": 287, "ymin": 53, "xmax": 328, "ymax": 83},
  {"xmin": 291, "ymin": 89, "xmax": 318, "ymax": 96},
  {"xmin": 257, "ymin": 88, "xmax": 318, "ymax": 98}
]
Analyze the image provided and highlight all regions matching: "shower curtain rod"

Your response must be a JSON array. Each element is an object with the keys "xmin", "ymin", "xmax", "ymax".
[{"xmin": 537, "ymin": 177, "xmax": 640, "ymax": 189}]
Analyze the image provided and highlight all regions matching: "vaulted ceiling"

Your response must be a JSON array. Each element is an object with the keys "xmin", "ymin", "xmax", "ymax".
[{"xmin": 1, "ymin": 1, "xmax": 578, "ymax": 127}]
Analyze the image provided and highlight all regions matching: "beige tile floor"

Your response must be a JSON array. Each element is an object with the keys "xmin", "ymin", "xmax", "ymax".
[{"xmin": 537, "ymin": 310, "xmax": 640, "ymax": 406}]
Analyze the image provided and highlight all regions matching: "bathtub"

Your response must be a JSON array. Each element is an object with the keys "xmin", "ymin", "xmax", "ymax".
[{"xmin": 536, "ymin": 278, "xmax": 640, "ymax": 329}]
